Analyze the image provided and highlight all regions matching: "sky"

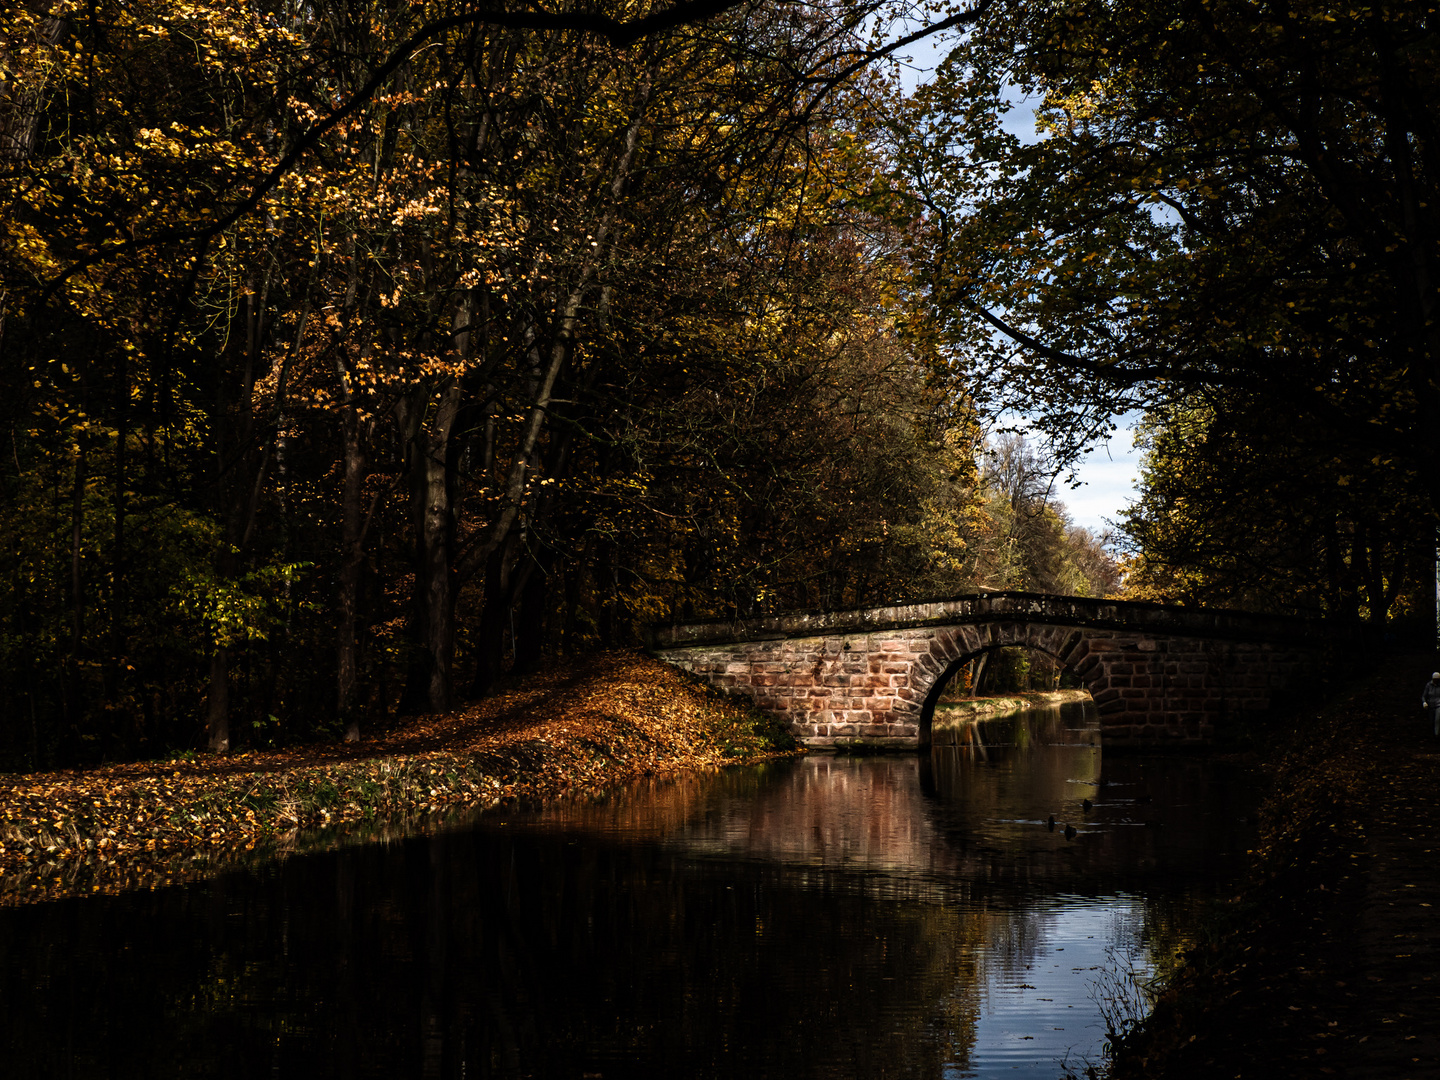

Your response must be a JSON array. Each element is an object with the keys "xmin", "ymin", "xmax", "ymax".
[
  {"xmin": 890, "ymin": 26, "xmax": 1142, "ymax": 537},
  {"xmin": 1061, "ymin": 422, "xmax": 1142, "ymax": 536}
]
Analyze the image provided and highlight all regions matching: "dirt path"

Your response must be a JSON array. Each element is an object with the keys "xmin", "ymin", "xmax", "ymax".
[
  {"xmin": 1343, "ymin": 740, "xmax": 1440, "ymax": 1078},
  {"xmin": 1110, "ymin": 650, "xmax": 1440, "ymax": 1079}
]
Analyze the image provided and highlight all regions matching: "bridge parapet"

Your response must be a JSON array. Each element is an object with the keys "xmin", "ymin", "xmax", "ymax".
[
  {"xmin": 651, "ymin": 592, "xmax": 1327, "ymax": 649},
  {"xmin": 650, "ymin": 592, "xmax": 1328, "ymax": 749}
]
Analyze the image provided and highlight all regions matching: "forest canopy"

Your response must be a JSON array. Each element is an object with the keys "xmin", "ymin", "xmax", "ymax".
[
  {"xmin": 0, "ymin": 0, "xmax": 1121, "ymax": 767},
  {"xmin": 10, "ymin": 0, "xmax": 1422, "ymax": 768}
]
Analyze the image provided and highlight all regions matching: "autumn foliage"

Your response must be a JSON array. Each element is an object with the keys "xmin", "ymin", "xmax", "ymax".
[{"xmin": 1, "ymin": 0, "xmax": 1125, "ymax": 768}]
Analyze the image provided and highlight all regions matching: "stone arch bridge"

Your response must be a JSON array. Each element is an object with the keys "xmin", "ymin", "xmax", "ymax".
[{"xmin": 649, "ymin": 592, "xmax": 1330, "ymax": 748}]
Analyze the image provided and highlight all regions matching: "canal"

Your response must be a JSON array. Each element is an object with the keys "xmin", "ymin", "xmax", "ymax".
[{"xmin": 0, "ymin": 700, "xmax": 1254, "ymax": 1078}]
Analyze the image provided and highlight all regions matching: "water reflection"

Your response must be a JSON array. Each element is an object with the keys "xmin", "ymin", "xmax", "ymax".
[{"xmin": 0, "ymin": 701, "xmax": 1253, "ymax": 1079}]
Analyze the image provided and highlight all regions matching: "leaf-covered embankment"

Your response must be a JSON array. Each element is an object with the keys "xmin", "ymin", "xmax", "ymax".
[
  {"xmin": 1106, "ymin": 649, "xmax": 1440, "ymax": 1079},
  {"xmin": 0, "ymin": 652, "xmax": 798, "ymax": 905}
]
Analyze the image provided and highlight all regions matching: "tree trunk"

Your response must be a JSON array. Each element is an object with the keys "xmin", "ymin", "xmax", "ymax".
[
  {"xmin": 513, "ymin": 553, "xmax": 548, "ymax": 674},
  {"xmin": 204, "ymin": 277, "xmax": 274, "ymax": 751},
  {"xmin": 336, "ymin": 401, "xmax": 366, "ymax": 741},
  {"xmin": 970, "ymin": 652, "xmax": 990, "ymax": 696},
  {"xmin": 105, "ymin": 348, "xmax": 128, "ymax": 703},
  {"xmin": 0, "ymin": 18, "xmax": 65, "ymax": 161},
  {"xmin": 397, "ymin": 380, "xmax": 461, "ymax": 714},
  {"xmin": 65, "ymin": 435, "xmax": 86, "ymax": 729},
  {"xmin": 469, "ymin": 544, "xmax": 510, "ymax": 698},
  {"xmin": 207, "ymin": 647, "xmax": 230, "ymax": 752},
  {"xmin": 562, "ymin": 562, "xmax": 582, "ymax": 656},
  {"xmin": 597, "ymin": 542, "xmax": 617, "ymax": 645}
]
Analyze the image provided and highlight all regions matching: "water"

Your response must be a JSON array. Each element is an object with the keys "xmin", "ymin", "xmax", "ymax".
[{"xmin": 0, "ymin": 700, "xmax": 1253, "ymax": 1079}]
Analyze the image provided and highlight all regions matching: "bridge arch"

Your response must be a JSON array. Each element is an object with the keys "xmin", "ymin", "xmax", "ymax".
[
  {"xmin": 650, "ymin": 592, "xmax": 1326, "ymax": 749},
  {"xmin": 916, "ymin": 633, "xmax": 1100, "ymax": 748}
]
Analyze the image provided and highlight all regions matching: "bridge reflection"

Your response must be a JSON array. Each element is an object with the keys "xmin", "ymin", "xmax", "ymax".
[{"xmin": 522, "ymin": 701, "xmax": 1254, "ymax": 899}]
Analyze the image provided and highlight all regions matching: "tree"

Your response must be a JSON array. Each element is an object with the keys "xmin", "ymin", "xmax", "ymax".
[
  {"xmin": 1117, "ymin": 396, "xmax": 1427, "ymax": 622},
  {"xmin": 0, "ymin": 0, "xmax": 1007, "ymax": 764},
  {"xmin": 969, "ymin": 432, "xmax": 1120, "ymax": 596},
  {"xmin": 895, "ymin": 0, "xmax": 1440, "ymax": 512}
]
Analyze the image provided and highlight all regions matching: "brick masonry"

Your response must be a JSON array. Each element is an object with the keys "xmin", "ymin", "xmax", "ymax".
[{"xmin": 649, "ymin": 592, "xmax": 1326, "ymax": 748}]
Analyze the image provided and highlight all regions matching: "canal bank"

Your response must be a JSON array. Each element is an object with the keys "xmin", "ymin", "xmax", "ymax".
[
  {"xmin": 1105, "ymin": 648, "xmax": 1440, "ymax": 1080},
  {"xmin": 935, "ymin": 688, "xmax": 1093, "ymax": 722},
  {"xmin": 0, "ymin": 651, "xmax": 797, "ymax": 904}
]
